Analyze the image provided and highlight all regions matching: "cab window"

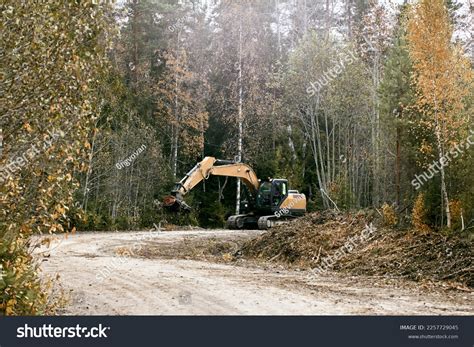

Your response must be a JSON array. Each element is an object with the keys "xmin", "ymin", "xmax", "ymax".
[{"xmin": 272, "ymin": 181, "xmax": 287, "ymax": 205}]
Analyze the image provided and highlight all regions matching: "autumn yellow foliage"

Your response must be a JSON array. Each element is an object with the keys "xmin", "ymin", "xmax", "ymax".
[
  {"xmin": 1, "ymin": 0, "xmax": 111, "ymax": 315},
  {"xmin": 448, "ymin": 200, "xmax": 464, "ymax": 230},
  {"xmin": 0, "ymin": 235, "xmax": 68, "ymax": 315},
  {"xmin": 407, "ymin": 0, "xmax": 473, "ymax": 140},
  {"xmin": 381, "ymin": 203, "xmax": 398, "ymax": 227},
  {"xmin": 407, "ymin": 0, "xmax": 473, "ymax": 229},
  {"xmin": 412, "ymin": 193, "xmax": 431, "ymax": 233}
]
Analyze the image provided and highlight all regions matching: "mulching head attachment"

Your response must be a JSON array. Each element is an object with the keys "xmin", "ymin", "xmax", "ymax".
[{"xmin": 162, "ymin": 195, "xmax": 191, "ymax": 212}]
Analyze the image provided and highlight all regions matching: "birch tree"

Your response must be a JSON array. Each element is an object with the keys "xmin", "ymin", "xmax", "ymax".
[{"xmin": 407, "ymin": 0, "xmax": 473, "ymax": 228}]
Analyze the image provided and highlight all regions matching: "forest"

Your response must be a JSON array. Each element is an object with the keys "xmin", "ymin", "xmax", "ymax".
[{"xmin": 1, "ymin": 0, "xmax": 473, "ymax": 315}]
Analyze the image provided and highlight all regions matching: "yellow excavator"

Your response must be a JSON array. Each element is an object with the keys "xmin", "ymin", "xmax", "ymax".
[{"xmin": 163, "ymin": 157, "xmax": 306, "ymax": 229}]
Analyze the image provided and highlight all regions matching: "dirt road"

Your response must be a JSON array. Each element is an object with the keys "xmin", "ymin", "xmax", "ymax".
[{"xmin": 38, "ymin": 229, "xmax": 473, "ymax": 315}]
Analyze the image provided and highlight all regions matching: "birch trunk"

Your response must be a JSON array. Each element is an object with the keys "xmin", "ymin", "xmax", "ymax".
[
  {"xmin": 235, "ymin": 18, "xmax": 243, "ymax": 215},
  {"xmin": 82, "ymin": 127, "xmax": 97, "ymax": 212},
  {"xmin": 433, "ymin": 83, "xmax": 451, "ymax": 228},
  {"xmin": 435, "ymin": 126, "xmax": 451, "ymax": 228}
]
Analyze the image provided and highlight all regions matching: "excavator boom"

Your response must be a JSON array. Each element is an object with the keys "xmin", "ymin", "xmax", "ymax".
[{"xmin": 163, "ymin": 157, "xmax": 259, "ymax": 211}]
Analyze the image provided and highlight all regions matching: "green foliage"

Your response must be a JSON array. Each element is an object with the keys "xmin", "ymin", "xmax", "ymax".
[
  {"xmin": 378, "ymin": 9, "xmax": 420, "ymax": 207},
  {"xmin": 81, "ymin": 210, "xmax": 112, "ymax": 232},
  {"xmin": 446, "ymin": 134, "xmax": 474, "ymax": 230},
  {"xmin": 305, "ymin": 198, "xmax": 320, "ymax": 213},
  {"xmin": 196, "ymin": 192, "xmax": 227, "ymax": 228},
  {"xmin": 284, "ymin": 32, "xmax": 373, "ymax": 209},
  {"xmin": 75, "ymin": 68, "xmax": 174, "ymax": 231},
  {"xmin": 329, "ymin": 176, "xmax": 357, "ymax": 210}
]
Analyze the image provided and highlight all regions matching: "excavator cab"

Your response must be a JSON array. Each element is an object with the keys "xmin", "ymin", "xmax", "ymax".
[{"xmin": 256, "ymin": 179, "xmax": 288, "ymax": 212}]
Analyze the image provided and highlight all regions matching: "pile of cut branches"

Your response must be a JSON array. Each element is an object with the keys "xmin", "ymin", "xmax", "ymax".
[{"xmin": 240, "ymin": 210, "xmax": 473, "ymax": 288}]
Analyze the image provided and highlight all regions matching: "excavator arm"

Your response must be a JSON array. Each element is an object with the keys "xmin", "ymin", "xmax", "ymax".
[{"xmin": 163, "ymin": 157, "xmax": 260, "ymax": 211}]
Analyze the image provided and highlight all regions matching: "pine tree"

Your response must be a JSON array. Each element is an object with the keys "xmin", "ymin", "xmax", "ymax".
[{"xmin": 379, "ymin": 6, "xmax": 416, "ymax": 207}]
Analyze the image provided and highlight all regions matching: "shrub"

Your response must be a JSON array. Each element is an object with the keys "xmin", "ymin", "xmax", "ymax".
[
  {"xmin": 381, "ymin": 203, "xmax": 398, "ymax": 227},
  {"xmin": 0, "ymin": 234, "xmax": 64, "ymax": 315},
  {"xmin": 412, "ymin": 193, "xmax": 432, "ymax": 233}
]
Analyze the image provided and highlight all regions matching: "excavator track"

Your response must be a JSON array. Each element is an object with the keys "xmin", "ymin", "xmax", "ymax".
[
  {"xmin": 227, "ymin": 214, "xmax": 298, "ymax": 230},
  {"xmin": 257, "ymin": 215, "xmax": 298, "ymax": 230},
  {"xmin": 226, "ymin": 214, "xmax": 258, "ymax": 229},
  {"xmin": 257, "ymin": 216, "xmax": 276, "ymax": 230}
]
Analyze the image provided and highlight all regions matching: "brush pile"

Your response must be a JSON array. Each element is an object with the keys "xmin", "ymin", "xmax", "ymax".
[{"xmin": 240, "ymin": 210, "xmax": 473, "ymax": 287}]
